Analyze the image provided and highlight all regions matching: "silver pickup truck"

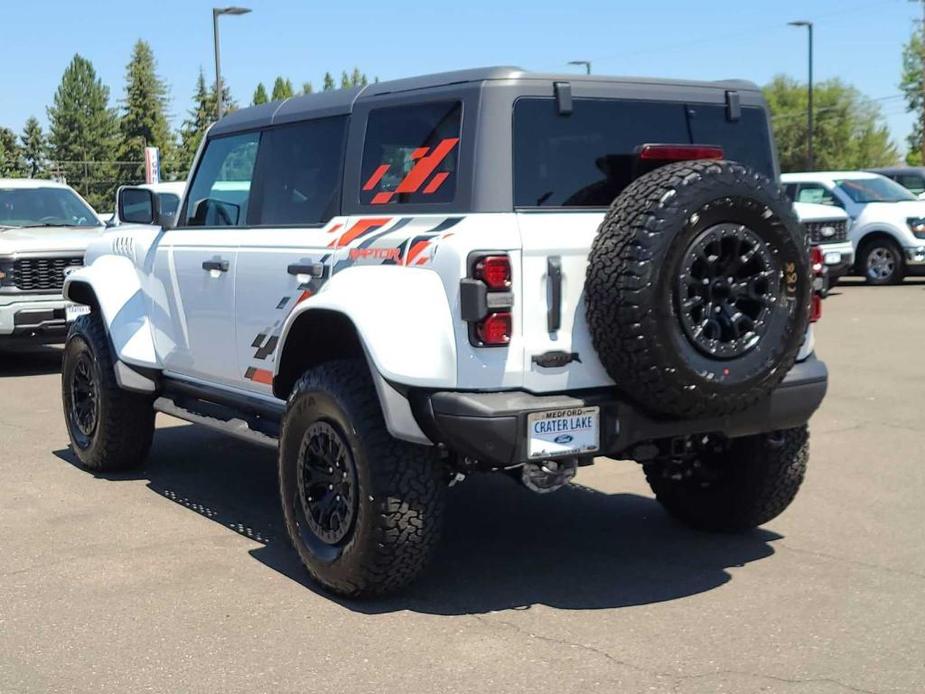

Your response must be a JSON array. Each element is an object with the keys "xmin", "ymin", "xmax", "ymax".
[{"xmin": 0, "ymin": 179, "xmax": 104, "ymax": 346}]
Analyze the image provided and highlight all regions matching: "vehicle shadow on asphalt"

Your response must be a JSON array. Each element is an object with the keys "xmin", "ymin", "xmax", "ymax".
[
  {"xmin": 0, "ymin": 346, "xmax": 62, "ymax": 377},
  {"xmin": 54, "ymin": 421, "xmax": 782, "ymax": 615}
]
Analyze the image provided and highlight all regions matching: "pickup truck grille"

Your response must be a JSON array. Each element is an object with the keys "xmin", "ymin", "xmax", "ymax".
[
  {"xmin": 804, "ymin": 220, "xmax": 848, "ymax": 244},
  {"xmin": 11, "ymin": 256, "xmax": 83, "ymax": 292}
]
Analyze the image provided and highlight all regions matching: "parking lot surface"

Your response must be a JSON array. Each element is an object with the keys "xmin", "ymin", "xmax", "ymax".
[{"xmin": 1, "ymin": 278, "xmax": 923, "ymax": 694}]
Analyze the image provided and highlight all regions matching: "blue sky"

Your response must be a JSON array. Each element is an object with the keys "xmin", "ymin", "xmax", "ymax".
[{"xmin": 0, "ymin": 0, "xmax": 917, "ymax": 156}]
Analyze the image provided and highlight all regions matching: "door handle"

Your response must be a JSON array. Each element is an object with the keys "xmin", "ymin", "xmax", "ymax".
[
  {"xmin": 547, "ymin": 256, "xmax": 562, "ymax": 332},
  {"xmin": 202, "ymin": 259, "xmax": 229, "ymax": 273},
  {"xmin": 287, "ymin": 262, "xmax": 325, "ymax": 278}
]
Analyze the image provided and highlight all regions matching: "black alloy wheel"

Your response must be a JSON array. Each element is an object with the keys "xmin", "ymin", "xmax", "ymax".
[
  {"xmin": 67, "ymin": 352, "xmax": 99, "ymax": 449},
  {"xmin": 294, "ymin": 421, "xmax": 359, "ymax": 559},
  {"xmin": 677, "ymin": 223, "xmax": 780, "ymax": 359}
]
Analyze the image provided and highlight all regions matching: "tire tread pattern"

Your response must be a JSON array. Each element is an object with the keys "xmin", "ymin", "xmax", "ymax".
[
  {"xmin": 585, "ymin": 160, "xmax": 808, "ymax": 418},
  {"xmin": 63, "ymin": 313, "xmax": 155, "ymax": 471},
  {"xmin": 644, "ymin": 426, "xmax": 809, "ymax": 531},
  {"xmin": 280, "ymin": 360, "xmax": 446, "ymax": 597}
]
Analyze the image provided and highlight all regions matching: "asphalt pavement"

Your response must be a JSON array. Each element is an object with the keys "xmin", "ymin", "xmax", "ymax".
[{"xmin": 0, "ymin": 278, "xmax": 923, "ymax": 693}]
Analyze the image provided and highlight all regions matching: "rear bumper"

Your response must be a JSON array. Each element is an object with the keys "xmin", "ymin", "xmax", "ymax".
[
  {"xmin": 416, "ymin": 356, "xmax": 828, "ymax": 466},
  {"xmin": 0, "ymin": 295, "xmax": 68, "ymax": 343}
]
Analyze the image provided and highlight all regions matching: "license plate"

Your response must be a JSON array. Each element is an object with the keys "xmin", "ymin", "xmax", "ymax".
[
  {"xmin": 823, "ymin": 251, "xmax": 842, "ymax": 265},
  {"xmin": 65, "ymin": 303, "xmax": 91, "ymax": 322},
  {"xmin": 527, "ymin": 406, "xmax": 600, "ymax": 459}
]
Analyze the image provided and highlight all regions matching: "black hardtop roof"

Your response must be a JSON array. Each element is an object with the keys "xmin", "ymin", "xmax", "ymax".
[{"xmin": 209, "ymin": 66, "xmax": 761, "ymax": 137}]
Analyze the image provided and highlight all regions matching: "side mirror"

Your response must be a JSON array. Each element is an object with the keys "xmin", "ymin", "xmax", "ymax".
[{"xmin": 117, "ymin": 186, "xmax": 174, "ymax": 228}]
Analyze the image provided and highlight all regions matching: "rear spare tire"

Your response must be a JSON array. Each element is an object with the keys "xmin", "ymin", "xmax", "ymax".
[{"xmin": 586, "ymin": 160, "xmax": 811, "ymax": 418}]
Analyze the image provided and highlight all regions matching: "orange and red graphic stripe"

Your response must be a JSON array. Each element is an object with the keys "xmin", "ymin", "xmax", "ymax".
[{"xmin": 364, "ymin": 138, "xmax": 459, "ymax": 205}]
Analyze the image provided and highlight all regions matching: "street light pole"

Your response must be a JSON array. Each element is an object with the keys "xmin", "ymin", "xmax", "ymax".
[
  {"xmin": 212, "ymin": 6, "xmax": 252, "ymax": 120},
  {"xmin": 789, "ymin": 20, "xmax": 814, "ymax": 170},
  {"xmin": 568, "ymin": 60, "xmax": 591, "ymax": 75}
]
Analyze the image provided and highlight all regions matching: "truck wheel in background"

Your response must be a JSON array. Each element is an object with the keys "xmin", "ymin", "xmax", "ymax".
[
  {"xmin": 586, "ymin": 160, "xmax": 811, "ymax": 419},
  {"xmin": 278, "ymin": 359, "xmax": 446, "ymax": 598},
  {"xmin": 859, "ymin": 237, "xmax": 904, "ymax": 285},
  {"xmin": 643, "ymin": 426, "xmax": 809, "ymax": 531},
  {"xmin": 62, "ymin": 313, "xmax": 155, "ymax": 471}
]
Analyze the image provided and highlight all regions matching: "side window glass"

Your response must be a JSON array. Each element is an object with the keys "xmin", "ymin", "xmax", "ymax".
[
  {"xmin": 783, "ymin": 184, "xmax": 798, "ymax": 202},
  {"xmin": 183, "ymin": 132, "xmax": 259, "ymax": 227},
  {"xmin": 257, "ymin": 117, "xmax": 347, "ymax": 225},
  {"xmin": 898, "ymin": 174, "xmax": 925, "ymax": 196},
  {"xmin": 795, "ymin": 184, "xmax": 836, "ymax": 206},
  {"xmin": 360, "ymin": 101, "xmax": 461, "ymax": 206}
]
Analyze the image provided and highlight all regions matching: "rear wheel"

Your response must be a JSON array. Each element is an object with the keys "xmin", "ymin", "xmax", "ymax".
[
  {"xmin": 278, "ymin": 359, "xmax": 446, "ymax": 597},
  {"xmin": 643, "ymin": 426, "xmax": 809, "ymax": 531},
  {"xmin": 860, "ymin": 238, "xmax": 904, "ymax": 285},
  {"xmin": 62, "ymin": 313, "xmax": 155, "ymax": 471}
]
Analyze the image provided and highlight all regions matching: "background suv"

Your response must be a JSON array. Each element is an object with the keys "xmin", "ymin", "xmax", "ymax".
[
  {"xmin": 782, "ymin": 171, "xmax": 925, "ymax": 285},
  {"xmin": 0, "ymin": 179, "xmax": 103, "ymax": 346}
]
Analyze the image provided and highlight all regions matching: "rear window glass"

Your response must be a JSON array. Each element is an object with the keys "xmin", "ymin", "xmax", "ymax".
[
  {"xmin": 256, "ymin": 116, "xmax": 347, "ymax": 225},
  {"xmin": 513, "ymin": 98, "xmax": 774, "ymax": 208},
  {"xmin": 360, "ymin": 101, "xmax": 461, "ymax": 206}
]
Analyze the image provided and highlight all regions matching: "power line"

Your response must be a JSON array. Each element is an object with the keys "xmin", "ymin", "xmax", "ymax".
[{"xmin": 771, "ymin": 94, "xmax": 905, "ymax": 122}]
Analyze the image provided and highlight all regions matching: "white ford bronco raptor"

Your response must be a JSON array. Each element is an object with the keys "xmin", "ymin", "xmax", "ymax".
[{"xmin": 61, "ymin": 68, "xmax": 826, "ymax": 597}]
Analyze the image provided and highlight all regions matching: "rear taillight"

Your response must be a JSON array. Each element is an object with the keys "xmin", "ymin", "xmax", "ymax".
[
  {"xmin": 476, "ymin": 312, "xmax": 512, "ymax": 346},
  {"xmin": 810, "ymin": 245, "xmax": 824, "ymax": 323},
  {"xmin": 461, "ymin": 253, "xmax": 514, "ymax": 347},
  {"xmin": 474, "ymin": 255, "xmax": 512, "ymax": 290},
  {"xmin": 637, "ymin": 144, "xmax": 724, "ymax": 162}
]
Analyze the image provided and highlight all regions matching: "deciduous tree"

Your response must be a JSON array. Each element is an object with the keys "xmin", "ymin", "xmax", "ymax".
[{"xmin": 763, "ymin": 75, "xmax": 898, "ymax": 172}]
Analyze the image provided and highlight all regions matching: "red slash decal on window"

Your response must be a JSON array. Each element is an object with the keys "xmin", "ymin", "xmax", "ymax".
[{"xmin": 365, "ymin": 138, "xmax": 459, "ymax": 205}]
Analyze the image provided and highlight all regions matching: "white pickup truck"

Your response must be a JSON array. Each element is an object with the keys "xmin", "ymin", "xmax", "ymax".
[{"xmin": 0, "ymin": 179, "xmax": 103, "ymax": 346}]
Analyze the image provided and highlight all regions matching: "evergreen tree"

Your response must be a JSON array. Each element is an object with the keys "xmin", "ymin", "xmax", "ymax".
[
  {"xmin": 322, "ymin": 72, "xmax": 335, "ymax": 91},
  {"xmin": 20, "ymin": 116, "xmax": 47, "ymax": 178},
  {"xmin": 340, "ymin": 71, "xmax": 350, "ymax": 89},
  {"xmin": 0, "ymin": 127, "xmax": 24, "ymax": 177},
  {"xmin": 47, "ymin": 54, "xmax": 119, "ymax": 208},
  {"xmin": 301, "ymin": 82, "xmax": 313, "ymax": 95},
  {"xmin": 271, "ymin": 76, "xmax": 294, "ymax": 101},
  {"xmin": 119, "ymin": 40, "xmax": 173, "ymax": 181},
  {"xmin": 252, "ymin": 82, "xmax": 268, "ymax": 105},
  {"xmin": 349, "ymin": 67, "xmax": 368, "ymax": 88},
  {"xmin": 178, "ymin": 69, "xmax": 213, "ymax": 174}
]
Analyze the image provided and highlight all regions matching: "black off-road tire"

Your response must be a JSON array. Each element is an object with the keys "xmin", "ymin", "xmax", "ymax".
[
  {"xmin": 62, "ymin": 312, "xmax": 155, "ymax": 471},
  {"xmin": 859, "ymin": 237, "xmax": 904, "ymax": 285},
  {"xmin": 586, "ymin": 160, "xmax": 811, "ymax": 418},
  {"xmin": 644, "ymin": 426, "xmax": 809, "ymax": 532},
  {"xmin": 278, "ymin": 359, "xmax": 446, "ymax": 598}
]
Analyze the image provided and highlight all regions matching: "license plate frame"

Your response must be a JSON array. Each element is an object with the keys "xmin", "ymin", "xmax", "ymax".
[{"xmin": 527, "ymin": 406, "xmax": 600, "ymax": 459}]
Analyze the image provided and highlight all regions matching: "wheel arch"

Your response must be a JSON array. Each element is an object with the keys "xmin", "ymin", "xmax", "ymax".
[
  {"xmin": 854, "ymin": 229, "xmax": 904, "ymax": 270},
  {"xmin": 62, "ymin": 256, "xmax": 160, "ymax": 368},
  {"xmin": 274, "ymin": 306, "xmax": 434, "ymax": 445}
]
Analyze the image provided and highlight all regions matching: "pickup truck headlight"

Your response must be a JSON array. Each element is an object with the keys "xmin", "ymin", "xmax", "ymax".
[
  {"xmin": 907, "ymin": 217, "xmax": 925, "ymax": 239},
  {"xmin": 0, "ymin": 258, "xmax": 13, "ymax": 287}
]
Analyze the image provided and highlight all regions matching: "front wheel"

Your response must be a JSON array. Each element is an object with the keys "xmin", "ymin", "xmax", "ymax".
[
  {"xmin": 278, "ymin": 359, "xmax": 446, "ymax": 597},
  {"xmin": 643, "ymin": 426, "xmax": 809, "ymax": 531},
  {"xmin": 861, "ymin": 238, "xmax": 904, "ymax": 285},
  {"xmin": 62, "ymin": 313, "xmax": 155, "ymax": 471}
]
